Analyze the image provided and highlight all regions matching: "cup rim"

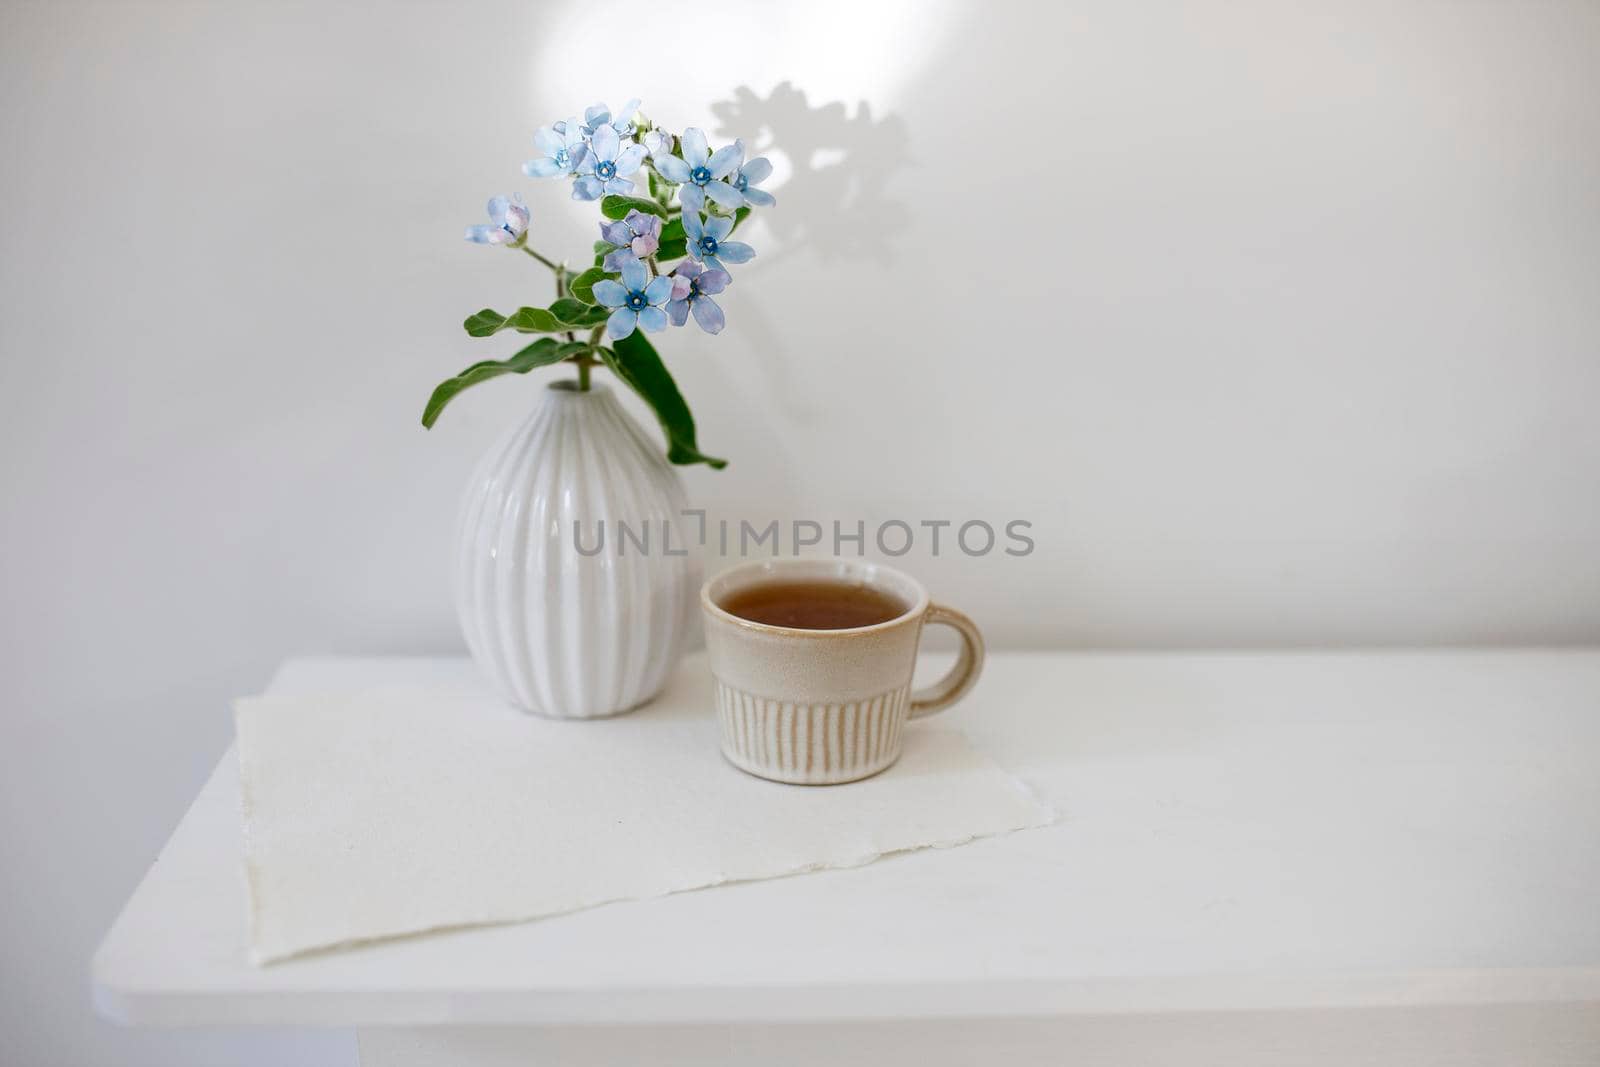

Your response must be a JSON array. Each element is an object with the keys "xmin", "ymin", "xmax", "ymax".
[{"xmin": 700, "ymin": 557, "xmax": 930, "ymax": 638}]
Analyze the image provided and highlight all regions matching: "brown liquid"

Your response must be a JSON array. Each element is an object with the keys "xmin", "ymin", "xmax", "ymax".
[{"xmin": 719, "ymin": 580, "xmax": 908, "ymax": 630}]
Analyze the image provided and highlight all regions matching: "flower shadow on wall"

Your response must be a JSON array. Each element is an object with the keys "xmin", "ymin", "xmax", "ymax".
[
  {"xmin": 710, "ymin": 81, "xmax": 911, "ymax": 267},
  {"xmin": 693, "ymin": 82, "xmax": 911, "ymax": 429}
]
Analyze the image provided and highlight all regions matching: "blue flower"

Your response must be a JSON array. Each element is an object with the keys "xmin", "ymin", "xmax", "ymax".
[
  {"xmin": 681, "ymin": 212, "xmax": 754, "ymax": 273},
  {"xmin": 730, "ymin": 155, "xmax": 776, "ymax": 207},
  {"xmin": 523, "ymin": 119, "xmax": 587, "ymax": 179},
  {"xmin": 591, "ymin": 255, "xmax": 673, "ymax": 339},
  {"xmin": 464, "ymin": 194, "xmax": 530, "ymax": 245},
  {"xmin": 653, "ymin": 128, "xmax": 744, "ymax": 213},
  {"xmin": 642, "ymin": 129, "xmax": 673, "ymax": 159},
  {"xmin": 666, "ymin": 260, "xmax": 731, "ymax": 334},
  {"xmin": 582, "ymin": 99, "xmax": 643, "ymax": 140},
  {"xmin": 572, "ymin": 123, "xmax": 647, "ymax": 201},
  {"xmin": 581, "ymin": 98, "xmax": 641, "ymax": 139},
  {"xmin": 597, "ymin": 210, "xmax": 661, "ymax": 272}
]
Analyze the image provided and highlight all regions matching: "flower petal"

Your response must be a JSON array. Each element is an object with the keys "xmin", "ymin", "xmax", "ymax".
[
  {"xmin": 613, "ymin": 143, "xmax": 647, "ymax": 177},
  {"xmin": 672, "ymin": 259, "xmax": 702, "ymax": 280},
  {"xmin": 655, "ymin": 155, "xmax": 692, "ymax": 183},
  {"xmin": 741, "ymin": 157, "xmax": 773, "ymax": 184},
  {"xmin": 620, "ymin": 255, "xmax": 647, "ymax": 291},
  {"xmin": 603, "ymin": 177, "xmax": 635, "ymax": 195},
  {"xmin": 522, "ymin": 157, "xmax": 560, "ymax": 178},
  {"xmin": 707, "ymin": 143, "xmax": 742, "ymax": 180},
  {"xmin": 678, "ymin": 183, "xmax": 705, "ymax": 214},
  {"xmin": 703, "ymin": 181, "xmax": 746, "ymax": 210},
  {"xmin": 591, "ymin": 279, "xmax": 629, "ymax": 307},
  {"xmin": 666, "ymin": 299, "xmax": 689, "ymax": 327},
  {"xmin": 534, "ymin": 127, "xmax": 565, "ymax": 157},
  {"xmin": 715, "ymin": 241, "xmax": 755, "ymax": 264},
  {"xmin": 486, "ymin": 196, "xmax": 509, "ymax": 222},
  {"xmin": 681, "ymin": 127, "xmax": 709, "ymax": 165},
  {"xmin": 741, "ymin": 187, "xmax": 776, "ymax": 207},
  {"xmin": 464, "ymin": 225, "xmax": 496, "ymax": 244},
  {"xmin": 669, "ymin": 274, "xmax": 693, "ymax": 300},
  {"xmin": 615, "ymin": 98, "xmax": 640, "ymax": 127},
  {"xmin": 601, "ymin": 249, "xmax": 632, "ymax": 273},
  {"xmin": 705, "ymin": 214, "xmax": 734, "ymax": 241},
  {"xmin": 681, "ymin": 212, "xmax": 704, "ymax": 241},
  {"xmin": 584, "ymin": 103, "xmax": 610, "ymax": 130},
  {"xmin": 571, "ymin": 175, "xmax": 604, "ymax": 200},
  {"xmin": 630, "ymin": 233, "xmax": 659, "ymax": 258},
  {"xmin": 691, "ymin": 295, "xmax": 725, "ymax": 334},
  {"xmin": 644, "ymin": 275, "xmax": 674, "ymax": 305},
  {"xmin": 637, "ymin": 305, "xmax": 668, "ymax": 333},
  {"xmin": 696, "ymin": 268, "xmax": 730, "ymax": 295},
  {"xmin": 606, "ymin": 307, "xmax": 638, "ymax": 340},
  {"xmin": 591, "ymin": 123, "xmax": 620, "ymax": 163},
  {"xmin": 600, "ymin": 220, "xmax": 632, "ymax": 246}
]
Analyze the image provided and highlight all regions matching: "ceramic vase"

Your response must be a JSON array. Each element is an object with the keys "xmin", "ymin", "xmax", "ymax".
[{"xmin": 455, "ymin": 381, "xmax": 699, "ymax": 718}]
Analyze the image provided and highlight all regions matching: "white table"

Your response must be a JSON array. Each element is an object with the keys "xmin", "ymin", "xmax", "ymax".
[{"xmin": 93, "ymin": 651, "xmax": 1600, "ymax": 1065}]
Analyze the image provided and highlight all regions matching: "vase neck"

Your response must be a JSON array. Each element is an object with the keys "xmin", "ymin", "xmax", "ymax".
[{"xmin": 545, "ymin": 380, "xmax": 613, "ymax": 402}]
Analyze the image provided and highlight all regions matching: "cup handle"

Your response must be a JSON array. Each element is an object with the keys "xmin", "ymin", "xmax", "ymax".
[{"xmin": 909, "ymin": 604, "xmax": 986, "ymax": 719}]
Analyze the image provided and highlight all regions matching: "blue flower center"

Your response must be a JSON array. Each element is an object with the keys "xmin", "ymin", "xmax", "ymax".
[
  {"xmin": 699, "ymin": 236, "xmax": 718, "ymax": 255},
  {"xmin": 554, "ymin": 148, "xmax": 569, "ymax": 167},
  {"xmin": 500, "ymin": 223, "xmax": 518, "ymax": 237},
  {"xmin": 734, "ymin": 174, "xmax": 748, "ymax": 191},
  {"xmin": 627, "ymin": 291, "xmax": 647, "ymax": 310},
  {"xmin": 595, "ymin": 160, "xmax": 616, "ymax": 180},
  {"xmin": 690, "ymin": 165, "xmax": 711, "ymax": 185},
  {"xmin": 688, "ymin": 279, "xmax": 701, "ymax": 298}
]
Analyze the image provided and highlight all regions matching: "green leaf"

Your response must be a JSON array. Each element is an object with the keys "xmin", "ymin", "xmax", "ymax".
[
  {"xmin": 569, "ymin": 266, "xmax": 609, "ymax": 305},
  {"xmin": 463, "ymin": 306, "xmax": 566, "ymax": 337},
  {"xmin": 464, "ymin": 300, "xmax": 611, "ymax": 336},
  {"xmin": 463, "ymin": 309, "xmax": 510, "ymax": 336},
  {"xmin": 553, "ymin": 341, "xmax": 596, "ymax": 360},
  {"xmin": 653, "ymin": 216, "xmax": 688, "ymax": 261},
  {"xmin": 550, "ymin": 297, "xmax": 610, "ymax": 327},
  {"xmin": 422, "ymin": 339, "xmax": 570, "ymax": 428},
  {"xmin": 600, "ymin": 333, "xmax": 727, "ymax": 469},
  {"xmin": 601, "ymin": 194, "xmax": 667, "ymax": 221}
]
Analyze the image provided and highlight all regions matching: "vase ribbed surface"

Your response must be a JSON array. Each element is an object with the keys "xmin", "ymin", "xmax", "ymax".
[{"xmin": 454, "ymin": 382, "xmax": 698, "ymax": 718}]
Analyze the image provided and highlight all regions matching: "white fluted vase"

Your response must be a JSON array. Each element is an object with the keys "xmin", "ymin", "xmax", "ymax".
[{"xmin": 454, "ymin": 381, "xmax": 699, "ymax": 718}]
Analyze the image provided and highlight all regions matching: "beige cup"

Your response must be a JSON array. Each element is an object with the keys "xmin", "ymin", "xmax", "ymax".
[{"xmin": 701, "ymin": 559, "xmax": 985, "ymax": 785}]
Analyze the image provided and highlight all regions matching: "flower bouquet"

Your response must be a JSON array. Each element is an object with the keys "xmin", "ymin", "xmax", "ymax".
[{"xmin": 423, "ymin": 98, "xmax": 777, "ymax": 471}]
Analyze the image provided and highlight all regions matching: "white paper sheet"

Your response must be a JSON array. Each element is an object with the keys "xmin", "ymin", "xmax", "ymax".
[{"xmin": 236, "ymin": 655, "xmax": 1054, "ymax": 963}]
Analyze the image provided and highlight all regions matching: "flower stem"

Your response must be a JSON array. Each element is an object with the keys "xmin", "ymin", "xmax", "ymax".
[
  {"xmin": 520, "ymin": 245, "xmax": 560, "ymax": 272},
  {"xmin": 571, "ymin": 329, "xmax": 606, "ymax": 392}
]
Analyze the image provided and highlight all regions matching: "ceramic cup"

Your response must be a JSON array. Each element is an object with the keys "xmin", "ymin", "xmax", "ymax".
[{"xmin": 701, "ymin": 558, "xmax": 985, "ymax": 785}]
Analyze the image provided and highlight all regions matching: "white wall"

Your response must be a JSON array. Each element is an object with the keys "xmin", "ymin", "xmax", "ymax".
[{"xmin": 2, "ymin": 0, "xmax": 1597, "ymax": 1063}]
